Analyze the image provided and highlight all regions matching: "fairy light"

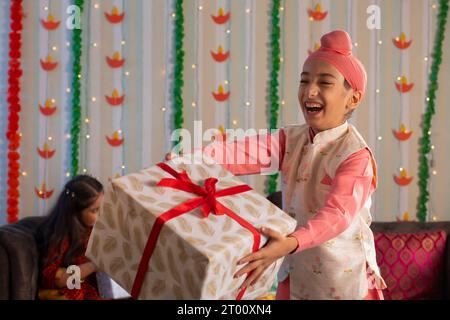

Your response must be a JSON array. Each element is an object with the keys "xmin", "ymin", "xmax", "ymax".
[
  {"xmin": 121, "ymin": 40, "xmax": 126, "ymax": 45},
  {"xmin": 244, "ymin": 65, "xmax": 249, "ymax": 70},
  {"xmin": 226, "ymin": 29, "xmax": 231, "ymax": 34},
  {"xmin": 91, "ymin": 97, "xmax": 97, "ymax": 102},
  {"xmin": 191, "ymin": 102, "xmax": 196, "ymax": 107},
  {"xmin": 83, "ymin": 168, "xmax": 87, "ymax": 173},
  {"xmin": 85, "ymin": 118, "xmax": 90, "ymax": 123},
  {"xmin": 378, "ymin": 40, "xmax": 383, "ymax": 45},
  {"xmin": 52, "ymin": 46, "xmax": 57, "ymax": 51},
  {"xmin": 48, "ymin": 136, "xmax": 53, "ymax": 141},
  {"xmin": 232, "ymin": 119, "xmax": 238, "ymax": 125},
  {"xmin": 44, "ymin": 6, "xmax": 48, "ymax": 11},
  {"xmin": 424, "ymin": 57, "xmax": 428, "ymax": 61},
  {"xmin": 65, "ymin": 134, "xmax": 71, "ymax": 139},
  {"xmin": 397, "ymin": 76, "xmax": 402, "ymax": 81},
  {"xmin": 279, "ymin": 6, "xmax": 284, "ymax": 11},
  {"xmin": 431, "ymin": 145, "xmax": 435, "ymax": 150},
  {"xmin": 281, "ymin": 100, "xmax": 286, "ymax": 106},
  {"xmin": 224, "ymin": 80, "xmax": 229, "ymax": 85},
  {"xmin": 171, "ymin": 13, "xmax": 176, "ymax": 19},
  {"xmin": 51, "ymin": 99, "xmax": 56, "ymax": 104},
  {"xmin": 125, "ymin": 71, "xmax": 130, "ymax": 76},
  {"xmin": 376, "ymin": 89, "xmax": 380, "ymax": 93},
  {"xmin": 192, "ymin": 64, "xmax": 196, "ymax": 69},
  {"xmin": 66, "ymin": 88, "xmax": 71, "ymax": 93},
  {"xmin": 86, "ymin": 134, "xmax": 91, "ymax": 139},
  {"xmin": 432, "ymin": 170, "xmax": 437, "ymax": 175},
  {"xmin": 21, "ymin": 172, "xmax": 27, "ymax": 176},
  {"xmin": 66, "ymin": 172, "xmax": 71, "ymax": 177},
  {"xmin": 93, "ymin": 42, "xmax": 98, "ymax": 47},
  {"xmin": 426, "ymin": 97, "xmax": 430, "ymax": 101},
  {"xmin": 121, "ymin": 165, "xmax": 126, "ymax": 169},
  {"xmin": 161, "ymin": 107, "xmax": 166, "ymax": 112},
  {"xmin": 378, "ymin": 136, "xmax": 383, "ymax": 141},
  {"xmin": 66, "ymin": 42, "xmax": 70, "ymax": 47},
  {"xmin": 198, "ymin": 5, "xmax": 203, "ymax": 10},
  {"xmin": 246, "ymin": 8, "xmax": 251, "ymax": 13},
  {"xmin": 78, "ymin": 74, "xmax": 81, "ymax": 79},
  {"xmin": 245, "ymin": 101, "xmax": 251, "ymax": 106},
  {"xmin": 94, "ymin": 3, "xmax": 99, "ymax": 9},
  {"xmin": 354, "ymin": 42, "xmax": 358, "ymax": 47}
]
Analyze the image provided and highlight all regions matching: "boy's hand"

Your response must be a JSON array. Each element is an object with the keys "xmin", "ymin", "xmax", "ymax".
[{"xmin": 233, "ymin": 227, "xmax": 298, "ymax": 289}]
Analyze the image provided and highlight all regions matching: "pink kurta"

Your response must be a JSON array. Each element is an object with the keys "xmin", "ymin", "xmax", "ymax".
[{"xmin": 202, "ymin": 126, "xmax": 384, "ymax": 300}]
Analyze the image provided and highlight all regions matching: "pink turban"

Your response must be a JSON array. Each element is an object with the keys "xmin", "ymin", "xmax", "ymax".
[{"xmin": 305, "ymin": 30, "xmax": 367, "ymax": 96}]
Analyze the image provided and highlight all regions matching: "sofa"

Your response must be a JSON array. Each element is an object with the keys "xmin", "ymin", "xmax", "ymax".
[
  {"xmin": 267, "ymin": 191, "xmax": 450, "ymax": 300},
  {"xmin": 0, "ymin": 216, "xmax": 44, "ymax": 299},
  {"xmin": 1, "ymin": 191, "xmax": 449, "ymax": 300}
]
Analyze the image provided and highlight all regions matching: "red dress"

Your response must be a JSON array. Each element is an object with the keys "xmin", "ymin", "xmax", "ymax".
[{"xmin": 39, "ymin": 233, "xmax": 102, "ymax": 300}]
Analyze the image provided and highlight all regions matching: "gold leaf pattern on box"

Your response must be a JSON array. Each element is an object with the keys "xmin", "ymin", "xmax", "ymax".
[
  {"xmin": 206, "ymin": 281, "xmax": 217, "ymax": 297},
  {"xmin": 186, "ymin": 236, "xmax": 207, "ymax": 246},
  {"xmin": 219, "ymin": 168, "xmax": 228, "ymax": 178},
  {"xmin": 130, "ymin": 263, "xmax": 139, "ymax": 271},
  {"xmin": 221, "ymin": 199, "xmax": 240, "ymax": 215},
  {"xmin": 244, "ymin": 204, "xmax": 261, "ymax": 219},
  {"xmin": 184, "ymin": 269, "xmax": 196, "ymax": 296},
  {"xmin": 198, "ymin": 220, "xmax": 215, "ymax": 237},
  {"xmin": 267, "ymin": 218, "xmax": 289, "ymax": 233},
  {"xmin": 110, "ymin": 257, "xmax": 125, "ymax": 274},
  {"xmin": 142, "ymin": 218, "xmax": 153, "ymax": 236},
  {"xmin": 117, "ymin": 205, "xmax": 129, "ymax": 239},
  {"xmin": 151, "ymin": 279, "xmax": 166, "ymax": 297},
  {"xmin": 207, "ymin": 244, "xmax": 226, "ymax": 252},
  {"xmin": 196, "ymin": 166, "xmax": 209, "ymax": 180},
  {"xmin": 102, "ymin": 236, "xmax": 118, "ymax": 254},
  {"xmin": 177, "ymin": 163, "xmax": 192, "ymax": 176},
  {"xmin": 152, "ymin": 247, "xmax": 165, "ymax": 272},
  {"xmin": 219, "ymin": 180, "xmax": 239, "ymax": 188},
  {"xmin": 109, "ymin": 189, "xmax": 118, "ymax": 205},
  {"xmin": 121, "ymin": 271, "xmax": 132, "ymax": 290},
  {"xmin": 137, "ymin": 194, "xmax": 157, "ymax": 203},
  {"xmin": 207, "ymin": 214, "xmax": 217, "ymax": 223},
  {"xmin": 177, "ymin": 239, "xmax": 189, "ymax": 263},
  {"xmin": 94, "ymin": 220, "xmax": 106, "ymax": 230},
  {"xmin": 222, "ymin": 217, "xmax": 233, "ymax": 232},
  {"xmin": 268, "ymin": 204, "xmax": 278, "ymax": 216},
  {"xmin": 167, "ymin": 248, "xmax": 182, "ymax": 284},
  {"xmin": 154, "ymin": 187, "xmax": 166, "ymax": 195},
  {"xmin": 103, "ymin": 204, "xmax": 116, "ymax": 229},
  {"xmin": 114, "ymin": 181, "xmax": 128, "ymax": 191},
  {"xmin": 122, "ymin": 242, "xmax": 132, "ymax": 261},
  {"xmin": 172, "ymin": 284, "xmax": 184, "ymax": 300},
  {"xmin": 172, "ymin": 195, "xmax": 191, "ymax": 204},
  {"xmin": 158, "ymin": 202, "xmax": 173, "ymax": 210},
  {"xmin": 223, "ymin": 249, "xmax": 231, "ymax": 262},
  {"xmin": 242, "ymin": 193, "xmax": 262, "ymax": 206},
  {"xmin": 176, "ymin": 217, "xmax": 192, "ymax": 234},
  {"xmin": 128, "ymin": 207, "xmax": 138, "ymax": 220},
  {"xmin": 227, "ymin": 277, "xmax": 241, "ymax": 291},
  {"xmin": 128, "ymin": 175, "xmax": 144, "ymax": 192},
  {"xmin": 133, "ymin": 226, "xmax": 144, "ymax": 252}
]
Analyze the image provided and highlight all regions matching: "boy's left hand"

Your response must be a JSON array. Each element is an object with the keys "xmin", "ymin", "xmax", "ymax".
[{"xmin": 233, "ymin": 227, "xmax": 298, "ymax": 289}]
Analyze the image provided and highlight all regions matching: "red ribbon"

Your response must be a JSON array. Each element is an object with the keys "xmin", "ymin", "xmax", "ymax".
[{"xmin": 131, "ymin": 162, "xmax": 261, "ymax": 300}]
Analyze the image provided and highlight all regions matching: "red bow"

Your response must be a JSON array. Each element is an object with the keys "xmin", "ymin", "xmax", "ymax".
[{"xmin": 131, "ymin": 163, "xmax": 260, "ymax": 300}]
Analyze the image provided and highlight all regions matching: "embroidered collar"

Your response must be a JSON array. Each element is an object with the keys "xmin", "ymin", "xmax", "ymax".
[{"xmin": 309, "ymin": 121, "xmax": 349, "ymax": 145}]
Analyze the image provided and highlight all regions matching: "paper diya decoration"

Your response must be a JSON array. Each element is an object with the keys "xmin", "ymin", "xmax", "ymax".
[
  {"xmin": 308, "ymin": 4, "xmax": 328, "ymax": 21},
  {"xmin": 394, "ymin": 168, "xmax": 413, "ymax": 186},
  {"xmin": 35, "ymin": 182, "xmax": 54, "ymax": 200},
  {"xmin": 37, "ymin": 142, "xmax": 56, "ymax": 159},
  {"xmin": 395, "ymin": 76, "xmax": 414, "ymax": 93},
  {"xmin": 393, "ymin": 124, "xmax": 413, "ymax": 141},
  {"xmin": 212, "ymin": 85, "xmax": 230, "ymax": 102},
  {"xmin": 396, "ymin": 211, "xmax": 411, "ymax": 222},
  {"xmin": 211, "ymin": 46, "xmax": 230, "ymax": 62},
  {"xmin": 40, "ymin": 54, "xmax": 58, "ymax": 71},
  {"xmin": 211, "ymin": 7, "xmax": 230, "ymax": 24},
  {"xmin": 39, "ymin": 99, "xmax": 58, "ymax": 116},
  {"xmin": 106, "ymin": 51, "xmax": 125, "ymax": 68},
  {"xmin": 105, "ymin": 89, "xmax": 125, "ymax": 106},
  {"xmin": 105, "ymin": 6, "xmax": 125, "ymax": 24},
  {"xmin": 308, "ymin": 42, "xmax": 321, "ymax": 55},
  {"xmin": 393, "ymin": 32, "xmax": 412, "ymax": 49},
  {"xmin": 106, "ymin": 131, "xmax": 124, "ymax": 147},
  {"xmin": 40, "ymin": 13, "xmax": 60, "ymax": 30}
]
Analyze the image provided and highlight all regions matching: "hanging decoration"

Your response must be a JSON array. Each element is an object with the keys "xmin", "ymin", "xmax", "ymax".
[
  {"xmin": 393, "ymin": 32, "xmax": 412, "ymax": 49},
  {"xmin": 395, "ymin": 76, "xmax": 414, "ymax": 93},
  {"xmin": 106, "ymin": 131, "xmax": 124, "ymax": 147},
  {"xmin": 37, "ymin": 142, "xmax": 56, "ymax": 159},
  {"xmin": 105, "ymin": 6, "xmax": 125, "ymax": 24},
  {"xmin": 39, "ymin": 98, "xmax": 58, "ymax": 116},
  {"xmin": 40, "ymin": 13, "xmax": 60, "ymax": 30},
  {"xmin": 417, "ymin": 0, "xmax": 449, "ymax": 222},
  {"xmin": 172, "ymin": 0, "xmax": 185, "ymax": 149},
  {"xmin": 394, "ymin": 168, "xmax": 413, "ymax": 186},
  {"xmin": 6, "ymin": 0, "xmax": 23, "ymax": 223},
  {"xmin": 40, "ymin": 54, "xmax": 58, "ymax": 71},
  {"xmin": 211, "ymin": 7, "xmax": 230, "ymax": 24},
  {"xmin": 106, "ymin": 51, "xmax": 125, "ymax": 68},
  {"xmin": 392, "ymin": 124, "xmax": 413, "ymax": 141},
  {"xmin": 211, "ymin": 45, "xmax": 230, "ymax": 62},
  {"xmin": 308, "ymin": 3, "xmax": 328, "ymax": 21},
  {"xmin": 105, "ymin": 88, "xmax": 125, "ymax": 106},
  {"xmin": 34, "ymin": 182, "xmax": 54, "ymax": 200},
  {"xmin": 266, "ymin": 0, "xmax": 281, "ymax": 196},
  {"xmin": 70, "ymin": 0, "xmax": 85, "ymax": 177},
  {"xmin": 212, "ymin": 84, "xmax": 230, "ymax": 102}
]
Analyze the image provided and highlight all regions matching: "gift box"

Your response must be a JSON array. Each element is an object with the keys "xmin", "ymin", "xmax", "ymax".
[{"xmin": 86, "ymin": 153, "xmax": 297, "ymax": 299}]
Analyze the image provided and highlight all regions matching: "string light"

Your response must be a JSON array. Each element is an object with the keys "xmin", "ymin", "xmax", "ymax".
[
  {"xmin": 66, "ymin": 88, "xmax": 71, "ymax": 93},
  {"xmin": 86, "ymin": 134, "xmax": 91, "ymax": 139},
  {"xmin": 424, "ymin": 57, "xmax": 429, "ymax": 61},
  {"xmin": 226, "ymin": 29, "xmax": 231, "ymax": 34},
  {"xmin": 21, "ymin": 172, "xmax": 27, "ymax": 176},
  {"xmin": 91, "ymin": 97, "xmax": 97, "ymax": 102},
  {"xmin": 378, "ymin": 136, "xmax": 383, "ymax": 141},
  {"xmin": 121, "ymin": 165, "xmax": 126, "ymax": 169},
  {"xmin": 244, "ymin": 65, "xmax": 249, "ymax": 70},
  {"xmin": 378, "ymin": 40, "xmax": 383, "ymax": 45},
  {"xmin": 232, "ymin": 119, "xmax": 238, "ymax": 125},
  {"xmin": 192, "ymin": 64, "xmax": 196, "ymax": 69},
  {"xmin": 246, "ymin": 8, "xmax": 251, "ymax": 13},
  {"xmin": 92, "ymin": 42, "xmax": 98, "ymax": 47},
  {"xmin": 245, "ymin": 101, "xmax": 251, "ymax": 106},
  {"xmin": 224, "ymin": 80, "xmax": 229, "ymax": 85},
  {"xmin": 65, "ymin": 134, "xmax": 71, "ymax": 139},
  {"xmin": 65, "ymin": 172, "xmax": 71, "ymax": 177},
  {"xmin": 198, "ymin": 5, "xmax": 203, "ymax": 10},
  {"xmin": 376, "ymin": 89, "xmax": 380, "ymax": 93},
  {"xmin": 281, "ymin": 100, "xmax": 286, "ymax": 105},
  {"xmin": 52, "ymin": 46, "xmax": 57, "ymax": 51},
  {"xmin": 161, "ymin": 107, "xmax": 166, "ymax": 112},
  {"xmin": 431, "ymin": 145, "xmax": 435, "ymax": 150},
  {"xmin": 121, "ymin": 40, "xmax": 126, "ymax": 45},
  {"xmin": 85, "ymin": 118, "xmax": 90, "ymax": 123},
  {"xmin": 432, "ymin": 170, "xmax": 437, "ymax": 175},
  {"xmin": 83, "ymin": 168, "xmax": 87, "ymax": 173},
  {"xmin": 66, "ymin": 42, "xmax": 70, "ymax": 47},
  {"xmin": 354, "ymin": 42, "xmax": 358, "ymax": 47},
  {"xmin": 125, "ymin": 71, "xmax": 130, "ymax": 76},
  {"xmin": 44, "ymin": 6, "xmax": 48, "ymax": 11},
  {"xmin": 191, "ymin": 102, "xmax": 196, "ymax": 107},
  {"xmin": 171, "ymin": 13, "xmax": 176, "ymax": 19},
  {"xmin": 94, "ymin": 3, "xmax": 99, "ymax": 9},
  {"xmin": 48, "ymin": 136, "xmax": 53, "ymax": 141}
]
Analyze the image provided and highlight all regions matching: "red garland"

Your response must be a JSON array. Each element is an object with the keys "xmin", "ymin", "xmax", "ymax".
[{"xmin": 6, "ymin": 0, "xmax": 24, "ymax": 223}]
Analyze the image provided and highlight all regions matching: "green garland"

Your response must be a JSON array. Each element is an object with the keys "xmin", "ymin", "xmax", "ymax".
[
  {"xmin": 172, "ymin": 0, "xmax": 185, "ymax": 150},
  {"xmin": 266, "ymin": 0, "xmax": 281, "ymax": 196},
  {"xmin": 70, "ymin": 0, "xmax": 84, "ymax": 177},
  {"xmin": 417, "ymin": 0, "xmax": 448, "ymax": 222}
]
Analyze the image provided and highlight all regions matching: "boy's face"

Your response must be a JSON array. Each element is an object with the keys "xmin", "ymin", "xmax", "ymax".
[{"xmin": 298, "ymin": 59, "xmax": 361, "ymax": 132}]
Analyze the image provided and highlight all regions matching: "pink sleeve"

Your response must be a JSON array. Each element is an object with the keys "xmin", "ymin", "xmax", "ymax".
[
  {"xmin": 289, "ymin": 148, "xmax": 375, "ymax": 253},
  {"xmin": 201, "ymin": 129, "xmax": 286, "ymax": 176}
]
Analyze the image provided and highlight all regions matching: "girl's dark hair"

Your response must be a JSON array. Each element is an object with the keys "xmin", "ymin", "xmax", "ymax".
[{"xmin": 36, "ymin": 175, "xmax": 103, "ymax": 268}]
